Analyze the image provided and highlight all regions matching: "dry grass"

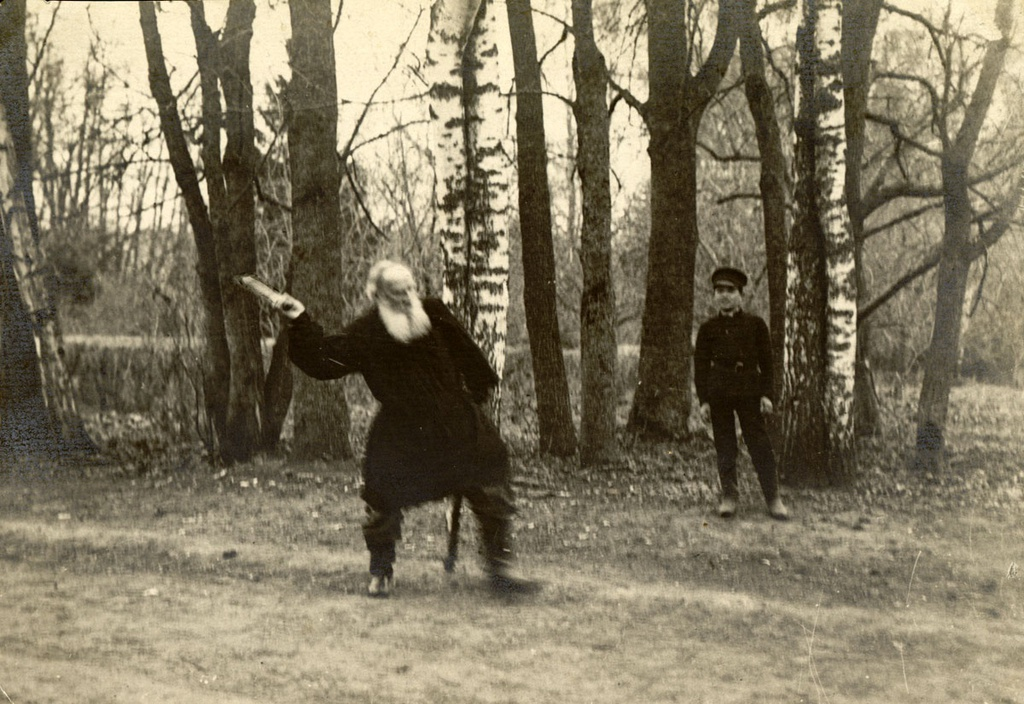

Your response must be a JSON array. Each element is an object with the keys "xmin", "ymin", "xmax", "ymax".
[{"xmin": 1, "ymin": 383, "xmax": 1022, "ymax": 703}]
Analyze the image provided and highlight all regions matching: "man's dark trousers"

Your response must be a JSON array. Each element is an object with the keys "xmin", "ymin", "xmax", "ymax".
[{"xmin": 710, "ymin": 395, "xmax": 779, "ymax": 502}]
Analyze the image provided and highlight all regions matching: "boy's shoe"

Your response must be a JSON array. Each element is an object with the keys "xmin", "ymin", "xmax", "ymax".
[
  {"xmin": 367, "ymin": 575, "xmax": 393, "ymax": 598},
  {"xmin": 718, "ymin": 496, "xmax": 738, "ymax": 518},
  {"xmin": 768, "ymin": 497, "xmax": 789, "ymax": 521}
]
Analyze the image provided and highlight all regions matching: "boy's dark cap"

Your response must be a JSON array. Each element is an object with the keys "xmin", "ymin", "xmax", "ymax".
[{"xmin": 711, "ymin": 266, "xmax": 747, "ymax": 289}]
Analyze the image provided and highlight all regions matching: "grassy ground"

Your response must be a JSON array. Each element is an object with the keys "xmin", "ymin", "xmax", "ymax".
[{"xmin": 1, "ymin": 383, "xmax": 1022, "ymax": 703}]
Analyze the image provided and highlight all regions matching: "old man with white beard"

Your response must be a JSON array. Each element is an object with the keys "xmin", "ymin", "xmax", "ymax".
[{"xmin": 276, "ymin": 260, "xmax": 537, "ymax": 598}]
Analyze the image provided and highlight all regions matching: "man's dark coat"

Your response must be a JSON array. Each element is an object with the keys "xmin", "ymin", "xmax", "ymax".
[{"xmin": 288, "ymin": 298, "xmax": 508, "ymax": 510}]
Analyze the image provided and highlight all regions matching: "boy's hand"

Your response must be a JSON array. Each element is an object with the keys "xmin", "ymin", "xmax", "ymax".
[
  {"xmin": 275, "ymin": 293, "xmax": 306, "ymax": 320},
  {"xmin": 700, "ymin": 402, "xmax": 711, "ymax": 424},
  {"xmin": 760, "ymin": 397, "xmax": 774, "ymax": 415}
]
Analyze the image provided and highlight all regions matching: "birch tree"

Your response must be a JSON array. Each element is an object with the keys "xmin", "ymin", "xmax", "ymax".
[
  {"xmin": 0, "ymin": 0, "xmax": 92, "ymax": 458},
  {"xmin": 782, "ymin": 0, "xmax": 856, "ymax": 486},
  {"xmin": 427, "ymin": 0, "xmax": 512, "ymax": 381}
]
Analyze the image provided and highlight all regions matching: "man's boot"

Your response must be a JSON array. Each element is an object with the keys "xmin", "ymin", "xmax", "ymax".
[
  {"xmin": 480, "ymin": 518, "xmax": 540, "ymax": 597},
  {"xmin": 363, "ymin": 507, "xmax": 401, "ymax": 598}
]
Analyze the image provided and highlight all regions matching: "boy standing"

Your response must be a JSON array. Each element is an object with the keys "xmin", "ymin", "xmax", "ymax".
[{"xmin": 694, "ymin": 267, "xmax": 788, "ymax": 520}]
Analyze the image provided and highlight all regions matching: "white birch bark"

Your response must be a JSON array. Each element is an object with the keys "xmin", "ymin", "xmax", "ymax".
[
  {"xmin": 427, "ymin": 0, "xmax": 511, "ymax": 379},
  {"xmin": 783, "ymin": 0, "xmax": 855, "ymax": 483},
  {"xmin": 815, "ymin": 0, "xmax": 857, "ymax": 468},
  {"xmin": 427, "ymin": 0, "xmax": 477, "ymax": 316},
  {"xmin": 464, "ymin": 0, "xmax": 511, "ymax": 378}
]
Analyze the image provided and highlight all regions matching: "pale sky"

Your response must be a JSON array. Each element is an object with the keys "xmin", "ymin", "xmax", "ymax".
[
  {"xmin": 35, "ymin": 0, "xmax": 1015, "ymax": 136},
  {"xmin": 36, "ymin": 0, "xmax": 431, "ymax": 135},
  {"xmin": 28, "ymin": 0, "xmax": 1021, "ymax": 232}
]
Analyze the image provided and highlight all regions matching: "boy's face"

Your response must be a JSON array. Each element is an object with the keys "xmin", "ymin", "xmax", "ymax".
[{"xmin": 713, "ymin": 282, "xmax": 742, "ymax": 314}]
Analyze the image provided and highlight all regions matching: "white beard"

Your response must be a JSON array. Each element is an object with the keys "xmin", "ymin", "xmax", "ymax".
[{"xmin": 379, "ymin": 297, "xmax": 432, "ymax": 344}]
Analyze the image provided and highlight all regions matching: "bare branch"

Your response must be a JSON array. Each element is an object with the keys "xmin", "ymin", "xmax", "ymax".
[
  {"xmin": 865, "ymin": 111, "xmax": 942, "ymax": 159},
  {"xmin": 874, "ymin": 72, "xmax": 943, "ymax": 138},
  {"xmin": 532, "ymin": 8, "xmax": 573, "ymax": 35},
  {"xmin": 255, "ymin": 176, "xmax": 291, "ymax": 212},
  {"xmin": 861, "ymin": 159, "xmax": 1016, "ymax": 216},
  {"xmin": 343, "ymin": 164, "xmax": 390, "ymax": 242},
  {"xmin": 881, "ymin": 3, "xmax": 949, "ymax": 64},
  {"xmin": 27, "ymin": 2, "xmax": 61, "ymax": 86},
  {"xmin": 333, "ymin": 0, "xmax": 344, "ymax": 32},
  {"xmin": 860, "ymin": 245, "xmax": 941, "ymax": 321},
  {"xmin": 698, "ymin": 140, "xmax": 760, "ymax": 163},
  {"xmin": 861, "ymin": 182, "xmax": 945, "ymax": 215},
  {"xmin": 860, "ymin": 165, "xmax": 1024, "ymax": 321},
  {"xmin": 607, "ymin": 73, "xmax": 646, "ymax": 119},
  {"xmin": 757, "ymin": 0, "xmax": 797, "ymax": 20},
  {"xmin": 539, "ymin": 26, "xmax": 570, "ymax": 70},
  {"xmin": 537, "ymin": 88, "xmax": 576, "ymax": 110},
  {"xmin": 863, "ymin": 200, "xmax": 942, "ymax": 239},
  {"xmin": 716, "ymin": 192, "xmax": 762, "ymax": 205},
  {"xmin": 339, "ymin": 8, "xmax": 423, "ymax": 162},
  {"xmin": 348, "ymin": 118, "xmax": 430, "ymax": 155}
]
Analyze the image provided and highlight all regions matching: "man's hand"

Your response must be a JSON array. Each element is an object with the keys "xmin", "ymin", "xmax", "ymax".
[
  {"xmin": 275, "ymin": 293, "xmax": 306, "ymax": 320},
  {"xmin": 700, "ymin": 402, "xmax": 711, "ymax": 424},
  {"xmin": 760, "ymin": 396, "xmax": 774, "ymax": 415}
]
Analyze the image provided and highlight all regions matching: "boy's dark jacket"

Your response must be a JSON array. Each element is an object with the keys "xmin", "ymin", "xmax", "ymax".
[{"xmin": 694, "ymin": 310, "xmax": 774, "ymax": 404}]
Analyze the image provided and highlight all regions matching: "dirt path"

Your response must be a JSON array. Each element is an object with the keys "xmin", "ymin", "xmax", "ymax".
[{"xmin": 2, "ymin": 476, "xmax": 1022, "ymax": 704}]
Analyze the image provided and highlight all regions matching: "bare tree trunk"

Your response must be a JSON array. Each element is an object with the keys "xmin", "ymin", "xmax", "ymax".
[
  {"xmin": 217, "ymin": 0, "xmax": 264, "ymax": 462},
  {"xmin": 0, "ymin": 0, "xmax": 92, "ymax": 458},
  {"xmin": 0, "ymin": 120, "xmax": 51, "ymax": 456},
  {"xmin": 506, "ymin": 0, "xmax": 577, "ymax": 456},
  {"xmin": 572, "ymin": 0, "xmax": 617, "ymax": 468},
  {"xmin": 286, "ymin": 0, "xmax": 353, "ymax": 460},
  {"xmin": 739, "ymin": 0, "xmax": 787, "ymax": 412},
  {"xmin": 140, "ymin": 0, "xmax": 230, "ymax": 452},
  {"xmin": 627, "ymin": 0, "xmax": 740, "ymax": 441},
  {"xmin": 842, "ymin": 0, "xmax": 883, "ymax": 437},
  {"xmin": 915, "ymin": 0, "xmax": 1013, "ymax": 472},
  {"xmin": 189, "ymin": 0, "xmax": 265, "ymax": 463}
]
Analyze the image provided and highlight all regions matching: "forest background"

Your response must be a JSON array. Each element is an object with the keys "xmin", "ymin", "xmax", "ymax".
[
  {"xmin": 0, "ymin": 0, "xmax": 1022, "ymax": 479},
  {"xmin": 1, "ymin": 1, "xmax": 1024, "ymax": 701}
]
